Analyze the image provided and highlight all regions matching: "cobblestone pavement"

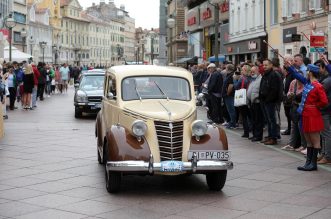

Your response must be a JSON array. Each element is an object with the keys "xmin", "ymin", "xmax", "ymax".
[{"xmin": 0, "ymin": 87, "xmax": 331, "ymax": 219}]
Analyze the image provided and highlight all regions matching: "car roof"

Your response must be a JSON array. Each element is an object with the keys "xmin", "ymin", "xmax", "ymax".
[
  {"xmin": 107, "ymin": 65, "xmax": 192, "ymax": 80},
  {"xmin": 82, "ymin": 71, "xmax": 105, "ymax": 76}
]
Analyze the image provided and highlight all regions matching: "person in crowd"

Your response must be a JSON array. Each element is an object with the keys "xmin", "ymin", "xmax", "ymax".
[
  {"xmin": 37, "ymin": 62, "xmax": 46, "ymax": 101},
  {"xmin": 207, "ymin": 63, "xmax": 223, "ymax": 124},
  {"xmin": 255, "ymin": 58, "xmax": 265, "ymax": 75},
  {"xmin": 316, "ymin": 60, "xmax": 331, "ymax": 165},
  {"xmin": 281, "ymin": 71, "xmax": 307, "ymax": 152},
  {"xmin": 22, "ymin": 64, "xmax": 34, "ymax": 110},
  {"xmin": 222, "ymin": 64, "xmax": 236, "ymax": 129},
  {"xmin": 259, "ymin": 59, "xmax": 282, "ymax": 145},
  {"xmin": 247, "ymin": 66, "xmax": 263, "ymax": 141},
  {"xmin": 6, "ymin": 64, "xmax": 17, "ymax": 110},
  {"xmin": 234, "ymin": 64, "xmax": 251, "ymax": 138},
  {"xmin": 0, "ymin": 61, "xmax": 9, "ymax": 119},
  {"xmin": 294, "ymin": 54, "xmax": 307, "ymax": 77},
  {"xmin": 31, "ymin": 63, "xmax": 40, "ymax": 108},
  {"xmin": 272, "ymin": 57, "xmax": 284, "ymax": 140},
  {"xmin": 45, "ymin": 64, "xmax": 52, "ymax": 97},
  {"xmin": 60, "ymin": 63, "xmax": 70, "ymax": 93},
  {"xmin": 285, "ymin": 61, "xmax": 328, "ymax": 171},
  {"xmin": 12, "ymin": 61, "xmax": 24, "ymax": 104},
  {"xmin": 282, "ymin": 56, "xmax": 295, "ymax": 135},
  {"xmin": 54, "ymin": 66, "xmax": 62, "ymax": 93}
]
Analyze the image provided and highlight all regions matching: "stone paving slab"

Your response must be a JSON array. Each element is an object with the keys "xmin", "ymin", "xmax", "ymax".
[{"xmin": 0, "ymin": 88, "xmax": 331, "ymax": 218}]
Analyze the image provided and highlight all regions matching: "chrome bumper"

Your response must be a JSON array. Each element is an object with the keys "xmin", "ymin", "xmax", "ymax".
[{"xmin": 106, "ymin": 154, "xmax": 233, "ymax": 174}]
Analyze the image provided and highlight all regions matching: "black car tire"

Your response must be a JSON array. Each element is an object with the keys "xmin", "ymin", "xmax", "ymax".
[
  {"xmin": 104, "ymin": 142, "xmax": 121, "ymax": 193},
  {"xmin": 206, "ymin": 171, "xmax": 227, "ymax": 191},
  {"xmin": 75, "ymin": 108, "xmax": 82, "ymax": 118}
]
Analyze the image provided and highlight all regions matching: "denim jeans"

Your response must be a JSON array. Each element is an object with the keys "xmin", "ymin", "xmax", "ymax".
[
  {"xmin": 261, "ymin": 102, "xmax": 278, "ymax": 139},
  {"xmin": 224, "ymin": 96, "xmax": 236, "ymax": 127},
  {"xmin": 321, "ymin": 114, "xmax": 331, "ymax": 160}
]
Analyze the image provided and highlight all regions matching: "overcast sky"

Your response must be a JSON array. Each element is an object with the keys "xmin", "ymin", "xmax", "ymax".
[{"xmin": 79, "ymin": 0, "xmax": 160, "ymax": 29}]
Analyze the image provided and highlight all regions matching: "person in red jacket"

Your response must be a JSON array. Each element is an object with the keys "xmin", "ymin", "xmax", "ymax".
[
  {"xmin": 31, "ymin": 64, "xmax": 40, "ymax": 108},
  {"xmin": 286, "ymin": 62, "xmax": 328, "ymax": 171}
]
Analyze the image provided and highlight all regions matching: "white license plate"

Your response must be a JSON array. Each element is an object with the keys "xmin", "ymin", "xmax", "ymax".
[
  {"xmin": 160, "ymin": 160, "xmax": 184, "ymax": 172},
  {"xmin": 188, "ymin": 150, "xmax": 231, "ymax": 160},
  {"xmin": 91, "ymin": 103, "xmax": 101, "ymax": 109}
]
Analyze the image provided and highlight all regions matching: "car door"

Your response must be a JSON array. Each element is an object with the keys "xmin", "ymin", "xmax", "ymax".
[{"xmin": 102, "ymin": 73, "xmax": 118, "ymax": 130}]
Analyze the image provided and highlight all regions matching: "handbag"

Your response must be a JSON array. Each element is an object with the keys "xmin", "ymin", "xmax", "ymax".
[{"xmin": 234, "ymin": 79, "xmax": 247, "ymax": 107}]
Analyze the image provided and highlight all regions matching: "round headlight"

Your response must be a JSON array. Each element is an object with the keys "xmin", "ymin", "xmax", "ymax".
[
  {"xmin": 131, "ymin": 120, "xmax": 147, "ymax": 137},
  {"xmin": 191, "ymin": 120, "xmax": 208, "ymax": 137},
  {"xmin": 76, "ymin": 90, "xmax": 87, "ymax": 102}
]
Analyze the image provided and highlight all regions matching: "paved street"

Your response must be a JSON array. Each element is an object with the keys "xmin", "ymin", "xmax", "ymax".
[{"xmin": 0, "ymin": 86, "xmax": 331, "ymax": 219}]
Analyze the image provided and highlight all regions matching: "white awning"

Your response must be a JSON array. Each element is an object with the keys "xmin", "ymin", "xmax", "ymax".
[{"xmin": 4, "ymin": 46, "xmax": 33, "ymax": 62}]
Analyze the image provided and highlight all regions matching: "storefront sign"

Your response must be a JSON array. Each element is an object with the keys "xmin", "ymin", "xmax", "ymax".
[
  {"xmin": 248, "ymin": 41, "xmax": 257, "ymax": 50},
  {"xmin": 310, "ymin": 47, "xmax": 325, "ymax": 53},
  {"xmin": 187, "ymin": 17, "xmax": 196, "ymax": 26},
  {"xmin": 283, "ymin": 27, "xmax": 297, "ymax": 43},
  {"xmin": 310, "ymin": 35, "xmax": 325, "ymax": 47},
  {"xmin": 202, "ymin": 7, "xmax": 212, "ymax": 20},
  {"xmin": 220, "ymin": 2, "xmax": 229, "ymax": 13}
]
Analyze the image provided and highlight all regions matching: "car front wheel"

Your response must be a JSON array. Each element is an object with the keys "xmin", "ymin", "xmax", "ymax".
[
  {"xmin": 75, "ymin": 107, "xmax": 82, "ymax": 118},
  {"xmin": 105, "ymin": 170, "xmax": 121, "ymax": 193},
  {"xmin": 206, "ymin": 171, "xmax": 227, "ymax": 191}
]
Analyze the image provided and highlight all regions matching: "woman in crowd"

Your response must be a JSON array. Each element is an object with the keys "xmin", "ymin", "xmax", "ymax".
[
  {"xmin": 22, "ymin": 64, "xmax": 34, "ymax": 110},
  {"xmin": 286, "ymin": 61, "xmax": 329, "ymax": 171},
  {"xmin": 6, "ymin": 64, "xmax": 17, "ymax": 110}
]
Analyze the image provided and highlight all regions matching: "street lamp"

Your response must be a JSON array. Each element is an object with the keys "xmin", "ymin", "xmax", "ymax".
[
  {"xmin": 52, "ymin": 45, "xmax": 58, "ymax": 65},
  {"xmin": 29, "ymin": 36, "xmax": 34, "ymax": 56},
  {"xmin": 167, "ymin": 15, "xmax": 175, "ymax": 65},
  {"xmin": 3, "ymin": 13, "xmax": 16, "ymax": 62},
  {"xmin": 39, "ymin": 41, "xmax": 47, "ymax": 63},
  {"xmin": 208, "ymin": 0, "xmax": 220, "ymax": 67},
  {"xmin": 21, "ymin": 27, "xmax": 27, "ymax": 53},
  {"xmin": 148, "ymin": 29, "xmax": 157, "ymax": 65}
]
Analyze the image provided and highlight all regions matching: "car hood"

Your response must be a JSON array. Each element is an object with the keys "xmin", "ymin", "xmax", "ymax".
[
  {"xmin": 81, "ymin": 89, "xmax": 103, "ymax": 96},
  {"xmin": 124, "ymin": 100, "xmax": 194, "ymax": 120}
]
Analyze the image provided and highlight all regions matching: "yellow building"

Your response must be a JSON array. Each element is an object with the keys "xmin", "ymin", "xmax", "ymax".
[{"xmin": 265, "ymin": 0, "xmax": 282, "ymax": 59}]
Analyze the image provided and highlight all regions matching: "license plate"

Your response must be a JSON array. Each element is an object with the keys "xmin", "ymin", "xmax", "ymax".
[
  {"xmin": 91, "ymin": 103, "xmax": 101, "ymax": 109},
  {"xmin": 160, "ymin": 160, "xmax": 184, "ymax": 172},
  {"xmin": 187, "ymin": 150, "xmax": 231, "ymax": 160}
]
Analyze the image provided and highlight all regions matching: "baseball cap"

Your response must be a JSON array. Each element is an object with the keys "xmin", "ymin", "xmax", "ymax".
[{"xmin": 207, "ymin": 63, "xmax": 216, "ymax": 69}]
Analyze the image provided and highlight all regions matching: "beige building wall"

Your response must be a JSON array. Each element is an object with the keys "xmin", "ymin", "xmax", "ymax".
[
  {"xmin": 266, "ymin": 0, "xmax": 282, "ymax": 59},
  {"xmin": 13, "ymin": 0, "xmax": 28, "ymax": 52}
]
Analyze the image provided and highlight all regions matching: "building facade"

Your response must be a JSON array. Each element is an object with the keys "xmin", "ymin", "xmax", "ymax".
[
  {"xmin": 158, "ymin": 0, "xmax": 168, "ymax": 66},
  {"xmin": 13, "ymin": 0, "xmax": 28, "ymax": 52},
  {"xmin": 145, "ymin": 28, "xmax": 160, "ymax": 65},
  {"xmin": 265, "ymin": 0, "xmax": 282, "ymax": 59},
  {"xmin": 27, "ymin": 2, "xmax": 53, "ymax": 63},
  {"xmin": 281, "ymin": 0, "xmax": 328, "ymax": 63}
]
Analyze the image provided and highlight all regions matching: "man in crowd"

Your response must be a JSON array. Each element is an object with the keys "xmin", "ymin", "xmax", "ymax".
[
  {"xmin": 207, "ymin": 63, "xmax": 223, "ymax": 124},
  {"xmin": 222, "ymin": 64, "xmax": 236, "ymax": 129},
  {"xmin": 317, "ymin": 60, "xmax": 331, "ymax": 164},
  {"xmin": 294, "ymin": 54, "xmax": 307, "ymax": 77},
  {"xmin": 259, "ymin": 59, "xmax": 282, "ymax": 145},
  {"xmin": 60, "ymin": 63, "xmax": 70, "ymax": 93}
]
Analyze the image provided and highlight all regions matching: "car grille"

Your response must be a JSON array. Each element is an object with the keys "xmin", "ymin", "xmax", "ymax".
[
  {"xmin": 154, "ymin": 121, "xmax": 184, "ymax": 161},
  {"xmin": 87, "ymin": 96, "xmax": 102, "ymax": 102}
]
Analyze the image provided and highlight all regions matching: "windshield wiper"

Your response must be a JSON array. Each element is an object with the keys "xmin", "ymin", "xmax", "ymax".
[
  {"xmin": 133, "ymin": 79, "xmax": 142, "ymax": 101},
  {"xmin": 153, "ymin": 81, "xmax": 169, "ymax": 101}
]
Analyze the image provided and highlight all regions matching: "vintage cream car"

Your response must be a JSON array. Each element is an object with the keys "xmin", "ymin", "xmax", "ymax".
[{"xmin": 95, "ymin": 65, "xmax": 233, "ymax": 193}]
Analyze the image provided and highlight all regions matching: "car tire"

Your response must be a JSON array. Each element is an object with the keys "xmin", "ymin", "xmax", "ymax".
[
  {"xmin": 206, "ymin": 171, "xmax": 227, "ymax": 191},
  {"xmin": 75, "ymin": 108, "xmax": 82, "ymax": 118},
  {"xmin": 104, "ymin": 143, "xmax": 121, "ymax": 193}
]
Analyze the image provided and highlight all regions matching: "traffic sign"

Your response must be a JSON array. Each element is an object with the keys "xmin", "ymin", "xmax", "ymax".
[{"xmin": 310, "ymin": 47, "xmax": 325, "ymax": 53}]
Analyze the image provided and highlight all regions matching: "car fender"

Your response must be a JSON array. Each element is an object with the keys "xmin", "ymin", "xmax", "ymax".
[
  {"xmin": 95, "ymin": 112, "xmax": 103, "ymax": 147},
  {"xmin": 190, "ymin": 125, "xmax": 228, "ymax": 151},
  {"xmin": 105, "ymin": 125, "xmax": 151, "ymax": 162}
]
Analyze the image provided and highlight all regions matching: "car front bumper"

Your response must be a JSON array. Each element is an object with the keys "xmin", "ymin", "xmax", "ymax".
[
  {"xmin": 75, "ymin": 102, "xmax": 101, "ymax": 112},
  {"xmin": 106, "ymin": 154, "xmax": 233, "ymax": 174}
]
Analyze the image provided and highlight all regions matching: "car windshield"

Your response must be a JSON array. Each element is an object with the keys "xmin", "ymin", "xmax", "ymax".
[
  {"xmin": 122, "ymin": 76, "xmax": 191, "ymax": 101},
  {"xmin": 79, "ymin": 75, "xmax": 104, "ymax": 91}
]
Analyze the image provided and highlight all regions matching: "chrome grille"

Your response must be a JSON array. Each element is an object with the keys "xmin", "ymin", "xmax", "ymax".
[
  {"xmin": 87, "ymin": 96, "xmax": 102, "ymax": 102},
  {"xmin": 154, "ymin": 121, "xmax": 183, "ymax": 161}
]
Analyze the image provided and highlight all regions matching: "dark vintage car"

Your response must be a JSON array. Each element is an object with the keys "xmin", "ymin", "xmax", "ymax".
[
  {"xmin": 74, "ymin": 71, "xmax": 105, "ymax": 118},
  {"xmin": 95, "ymin": 65, "xmax": 233, "ymax": 193}
]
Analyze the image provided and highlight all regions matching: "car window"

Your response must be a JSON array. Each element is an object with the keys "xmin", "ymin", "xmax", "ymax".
[
  {"xmin": 79, "ymin": 75, "xmax": 104, "ymax": 91},
  {"xmin": 122, "ymin": 76, "xmax": 191, "ymax": 101}
]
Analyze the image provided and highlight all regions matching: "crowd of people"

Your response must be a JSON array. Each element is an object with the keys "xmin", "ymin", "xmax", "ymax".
[
  {"xmin": 0, "ymin": 58, "xmax": 84, "ymax": 119},
  {"xmin": 190, "ymin": 54, "xmax": 331, "ymax": 170}
]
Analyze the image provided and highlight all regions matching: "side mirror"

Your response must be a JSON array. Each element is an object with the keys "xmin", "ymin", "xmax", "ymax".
[
  {"xmin": 74, "ymin": 83, "xmax": 79, "ymax": 88},
  {"xmin": 107, "ymin": 92, "xmax": 115, "ymax": 99}
]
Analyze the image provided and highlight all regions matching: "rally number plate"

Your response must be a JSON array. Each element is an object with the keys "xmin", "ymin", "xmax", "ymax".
[{"xmin": 187, "ymin": 150, "xmax": 231, "ymax": 160}]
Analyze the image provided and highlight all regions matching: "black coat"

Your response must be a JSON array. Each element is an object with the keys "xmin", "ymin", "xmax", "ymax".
[
  {"xmin": 208, "ymin": 71, "xmax": 223, "ymax": 95},
  {"xmin": 259, "ymin": 69, "xmax": 282, "ymax": 103}
]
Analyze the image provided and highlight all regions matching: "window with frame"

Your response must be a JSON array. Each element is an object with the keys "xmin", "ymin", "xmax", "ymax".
[{"xmin": 270, "ymin": 0, "xmax": 278, "ymax": 25}]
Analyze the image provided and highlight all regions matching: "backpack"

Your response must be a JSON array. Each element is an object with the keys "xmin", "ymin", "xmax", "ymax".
[{"xmin": 15, "ymin": 68, "xmax": 24, "ymax": 83}]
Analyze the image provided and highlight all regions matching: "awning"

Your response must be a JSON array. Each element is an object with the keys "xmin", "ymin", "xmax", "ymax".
[
  {"xmin": 3, "ymin": 46, "xmax": 33, "ymax": 62},
  {"xmin": 208, "ymin": 55, "xmax": 225, "ymax": 63},
  {"xmin": 175, "ymin": 56, "xmax": 198, "ymax": 64}
]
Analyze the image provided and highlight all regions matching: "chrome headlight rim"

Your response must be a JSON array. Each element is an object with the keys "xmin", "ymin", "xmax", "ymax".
[
  {"xmin": 191, "ymin": 120, "xmax": 208, "ymax": 137},
  {"xmin": 131, "ymin": 120, "xmax": 148, "ymax": 137},
  {"xmin": 76, "ymin": 90, "xmax": 88, "ymax": 102}
]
